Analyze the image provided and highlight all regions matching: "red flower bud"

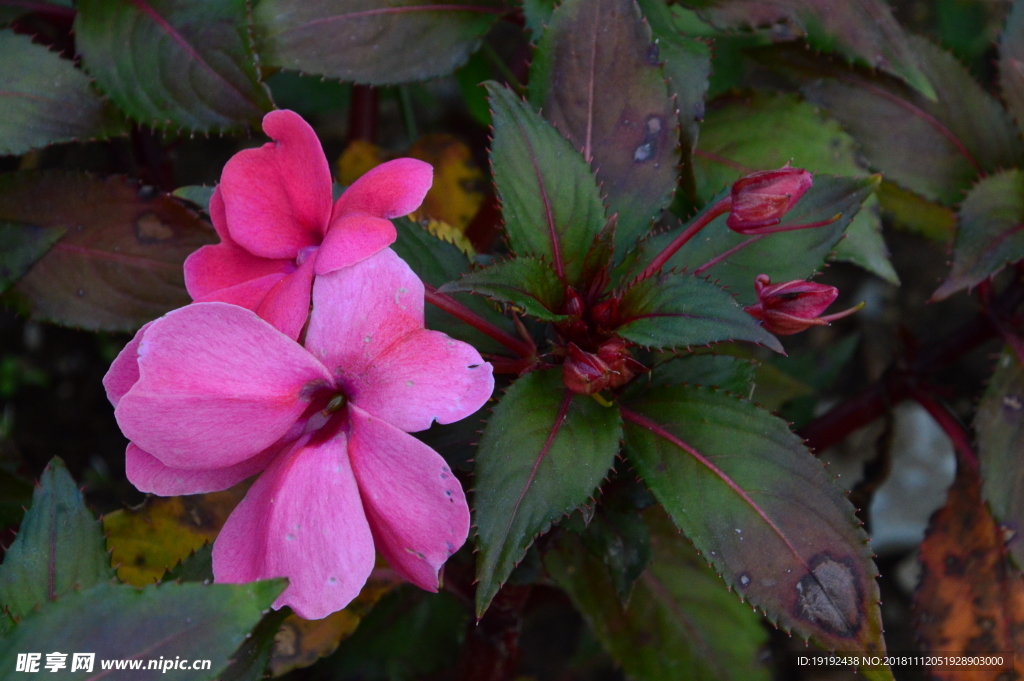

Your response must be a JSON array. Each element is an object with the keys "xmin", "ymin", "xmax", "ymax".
[
  {"xmin": 744, "ymin": 274, "xmax": 862, "ymax": 335},
  {"xmin": 596, "ymin": 337, "xmax": 646, "ymax": 389},
  {"xmin": 726, "ymin": 166, "xmax": 813, "ymax": 234},
  {"xmin": 562, "ymin": 343, "xmax": 612, "ymax": 394},
  {"xmin": 590, "ymin": 297, "xmax": 620, "ymax": 330},
  {"xmin": 563, "ymin": 287, "xmax": 585, "ymax": 318}
]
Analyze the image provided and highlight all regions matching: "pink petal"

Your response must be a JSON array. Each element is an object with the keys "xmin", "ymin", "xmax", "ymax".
[
  {"xmin": 220, "ymin": 110, "xmax": 330, "ymax": 259},
  {"xmin": 333, "ymin": 158, "xmax": 433, "ymax": 219},
  {"xmin": 208, "ymin": 186, "xmax": 231, "ymax": 241},
  {"xmin": 255, "ymin": 255, "xmax": 317, "ymax": 341},
  {"xmin": 126, "ymin": 442, "xmax": 278, "ymax": 496},
  {"xmin": 116, "ymin": 303, "xmax": 333, "ymax": 470},
  {"xmin": 347, "ymin": 328, "xmax": 493, "ymax": 432},
  {"xmin": 212, "ymin": 430, "xmax": 375, "ymax": 620},
  {"xmin": 192, "ymin": 272, "xmax": 288, "ymax": 311},
  {"xmin": 103, "ymin": 321, "xmax": 153, "ymax": 408},
  {"xmin": 314, "ymin": 213, "xmax": 396, "ymax": 275},
  {"xmin": 305, "ymin": 248, "xmax": 423, "ymax": 376},
  {"xmin": 184, "ymin": 242, "xmax": 292, "ymax": 301},
  {"xmin": 347, "ymin": 405, "xmax": 468, "ymax": 591}
]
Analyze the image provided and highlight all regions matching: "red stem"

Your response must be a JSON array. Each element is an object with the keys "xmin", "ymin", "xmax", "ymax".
[
  {"xmin": 349, "ymin": 85, "xmax": 377, "ymax": 143},
  {"xmin": 423, "ymin": 283, "xmax": 535, "ymax": 359},
  {"xmin": 693, "ymin": 234, "xmax": 764, "ymax": 276},
  {"xmin": 908, "ymin": 388, "xmax": 979, "ymax": 472},
  {"xmin": 636, "ymin": 197, "xmax": 731, "ymax": 282}
]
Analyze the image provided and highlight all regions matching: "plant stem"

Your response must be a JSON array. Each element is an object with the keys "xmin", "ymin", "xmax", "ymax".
[
  {"xmin": 481, "ymin": 42, "xmax": 526, "ymax": 98},
  {"xmin": 349, "ymin": 85, "xmax": 377, "ymax": 143},
  {"xmin": 397, "ymin": 85, "xmax": 419, "ymax": 143},
  {"xmin": 423, "ymin": 283, "xmax": 535, "ymax": 359},
  {"xmin": 908, "ymin": 388, "xmax": 979, "ymax": 472},
  {"xmin": 636, "ymin": 197, "xmax": 731, "ymax": 283}
]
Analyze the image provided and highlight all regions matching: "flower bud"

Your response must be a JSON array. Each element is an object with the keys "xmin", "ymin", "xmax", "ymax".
[
  {"xmin": 563, "ymin": 287, "xmax": 585, "ymax": 318},
  {"xmin": 596, "ymin": 337, "xmax": 646, "ymax": 389},
  {"xmin": 744, "ymin": 274, "xmax": 861, "ymax": 335},
  {"xmin": 726, "ymin": 166, "xmax": 813, "ymax": 234},
  {"xmin": 562, "ymin": 343, "xmax": 612, "ymax": 394},
  {"xmin": 590, "ymin": 297, "xmax": 620, "ymax": 330}
]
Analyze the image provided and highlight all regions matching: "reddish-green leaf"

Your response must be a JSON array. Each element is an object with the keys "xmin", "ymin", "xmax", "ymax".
[
  {"xmin": 0, "ymin": 29, "xmax": 128, "ymax": 155},
  {"xmin": 545, "ymin": 507, "xmax": 771, "ymax": 681},
  {"xmin": 438, "ymin": 256, "xmax": 567, "ymax": 322},
  {"xmin": 621, "ymin": 386, "xmax": 886, "ymax": 658},
  {"xmin": 682, "ymin": 0, "xmax": 934, "ymax": 99},
  {"xmin": 693, "ymin": 92, "xmax": 895, "ymax": 283},
  {"xmin": 74, "ymin": 0, "xmax": 272, "ymax": 132},
  {"xmin": 0, "ymin": 458, "xmax": 113, "ymax": 629},
  {"xmin": 647, "ymin": 353, "xmax": 756, "ymax": 394},
  {"xmin": 616, "ymin": 271, "xmax": 782, "ymax": 352},
  {"xmin": 933, "ymin": 170, "xmax": 1024, "ymax": 300},
  {"xmin": 473, "ymin": 368, "xmax": 621, "ymax": 615},
  {"xmin": 253, "ymin": 0, "xmax": 504, "ymax": 85},
  {"xmin": 529, "ymin": 0, "xmax": 680, "ymax": 254},
  {"xmin": 0, "ymin": 580, "xmax": 285, "ymax": 680},
  {"xmin": 761, "ymin": 37, "xmax": 1023, "ymax": 205},
  {"xmin": 487, "ymin": 82, "xmax": 608, "ymax": 286},
  {"xmin": 0, "ymin": 220, "xmax": 64, "ymax": 294},
  {"xmin": 1000, "ymin": 0, "xmax": 1024, "ymax": 135},
  {"xmin": 975, "ymin": 350, "xmax": 1024, "ymax": 569},
  {"xmin": 0, "ymin": 172, "xmax": 216, "ymax": 331},
  {"xmin": 630, "ymin": 175, "xmax": 877, "ymax": 305}
]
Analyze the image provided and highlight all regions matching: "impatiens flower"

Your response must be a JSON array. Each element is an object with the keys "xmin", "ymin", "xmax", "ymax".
[
  {"xmin": 726, "ymin": 166, "xmax": 813, "ymax": 234},
  {"xmin": 104, "ymin": 249, "xmax": 494, "ymax": 620},
  {"xmin": 745, "ymin": 274, "xmax": 862, "ymax": 335},
  {"xmin": 184, "ymin": 110, "xmax": 433, "ymax": 340}
]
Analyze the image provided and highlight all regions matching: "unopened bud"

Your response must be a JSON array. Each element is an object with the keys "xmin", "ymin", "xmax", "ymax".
[
  {"xmin": 727, "ymin": 166, "xmax": 813, "ymax": 234},
  {"xmin": 590, "ymin": 297, "xmax": 620, "ymax": 330},
  {"xmin": 744, "ymin": 274, "xmax": 861, "ymax": 335},
  {"xmin": 562, "ymin": 343, "xmax": 612, "ymax": 394}
]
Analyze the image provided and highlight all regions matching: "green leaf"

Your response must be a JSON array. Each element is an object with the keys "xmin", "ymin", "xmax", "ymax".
[
  {"xmin": 439, "ymin": 256, "xmax": 567, "ymax": 321},
  {"xmin": 876, "ymin": 180, "xmax": 955, "ymax": 243},
  {"xmin": 253, "ymin": 0, "xmax": 504, "ymax": 85},
  {"xmin": 616, "ymin": 272, "xmax": 783, "ymax": 352},
  {"xmin": 487, "ymin": 82, "xmax": 609, "ymax": 286},
  {"xmin": 632, "ymin": 175, "xmax": 879, "ymax": 305},
  {"xmin": 682, "ymin": 0, "xmax": 934, "ymax": 99},
  {"xmin": 933, "ymin": 170, "xmax": 1024, "ymax": 300},
  {"xmin": 74, "ymin": 0, "xmax": 272, "ymax": 132},
  {"xmin": 172, "ymin": 185, "xmax": 215, "ymax": 212},
  {"xmin": 474, "ymin": 368, "xmax": 621, "ymax": 615},
  {"xmin": 330, "ymin": 586, "xmax": 469, "ymax": 681},
  {"xmin": 391, "ymin": 216, "xmax": 517, "ymax": 355},
  {"xmin": 220, "ymin": 607, "xmax": 292, "ymax": 681},
  {"xmin": 0, "ymin": 220, "xmax": 64, "ymax": 294},
  {"xmin": 529, "ymin": 0, "xmax": 679, "ymax": 254},
  {"xmin": 545, "ymin": 506, "xmax": 771, "ymax": 681},
  {"xmin": 574, "ymin": 506, "xmax": 651, "ymax": 603},
  {"xmin": 521, "ymin": 0, "xmax": 555, "ymax": 38},
  {"xmin": 0, "ymin": 580, "xmax": 286, "ymax": 680},
  {"xmin": 649, "ymin": 353, "xmax": 756, "ymax": 394},
  {"xmin": 0, "ymin": 457, "xmax": 113, "ymax": 624},
  {"xmin": 1000, "ymin": 0, "xmax": 1024, "ymax": 135},
  {"xmin": 693, "ymin": 92, "xmax": 895, "ymax": 283},
  {"xmin": 0, "ymin": 29, "xmax": 128, "ymax": 155},
  {"xmin": 974, "ymin": 350, "xmax": 1024, "ymax": 569},
  {"xmin": 760, "ymin": 37, "xmax": 1024, "ymax": 205},
  {"xmin": 0, "ymin": 172, "xmax": 216, "ymax": 332},
  {"xmin": 621, "ymin": 385, "xmax": 885, "ymax": 655},
  {"xmin": 163, "ymin": 543, "xmax": 214, "ymax": 583}
]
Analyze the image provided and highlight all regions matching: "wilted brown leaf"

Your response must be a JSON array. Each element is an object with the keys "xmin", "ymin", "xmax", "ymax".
[
  {"xmin": 103, "ymin": 484, "xmax": 248, "ymax": 586},
  {"xmin": 408, "ymin": 133, "xmax": 487, "ymax": 232},
  {"xmin": 914, "ymin": 466, "xmax": 1024, "ymax": 680}
]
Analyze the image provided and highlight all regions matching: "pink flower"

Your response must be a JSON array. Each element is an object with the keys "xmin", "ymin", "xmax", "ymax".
[
  {"xmin": 726, "ymin": 166, "xmax": 813, "ymax": 234},
  {"xmin": 744, "ymin": 274, "xmax": 862, "ymax": 335},
  {"xmin": 184, "ymin": 110, "xmax": 433, "ymax": 340},
  {"xmin": 104, "ymin": 249, "xmax": 494, "ymax": 619}
]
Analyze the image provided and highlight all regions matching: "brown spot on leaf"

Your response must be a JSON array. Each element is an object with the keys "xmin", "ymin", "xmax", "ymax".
[
  {"xmin": 794, "ymin": 554, "xmax": 862, "ymax": 638},
  {"xmin": 135, "ymin": 211, "xmax": 175, "ymax": 242},
  {"xmin": 913, "ymin": 467, "xmax": 1024, "ymax": 680}
]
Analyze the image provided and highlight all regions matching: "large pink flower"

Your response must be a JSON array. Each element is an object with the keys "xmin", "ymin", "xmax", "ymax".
[
  {"xmin": 104, "ymin": 249, "xmax": 493, "ymax": 619},
  {"xmin": 184, "ymin": 110, "xmax": 433, "ymax": 340}
]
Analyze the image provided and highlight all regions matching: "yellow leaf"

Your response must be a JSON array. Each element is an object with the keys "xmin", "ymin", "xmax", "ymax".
[
  {"xmin": 337, "ymin": 139, "xmax": 387, "ymax": 186},
  {"xmin": 103, "ymin": 485, "xmax": 247, "ymax": 587},
  {"xmin": 408, "ymin": 133, "xmax": 486, "ymax": 232},
  {"xmin": 425, "ymin": 218, "xmax": 476, "ymax": 257},
  {"xmin": 270, "ymin": 557, "xmax": 403, "ymax": 676}
]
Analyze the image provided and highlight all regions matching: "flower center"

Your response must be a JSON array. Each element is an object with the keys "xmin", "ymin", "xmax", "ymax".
[
  {"xmin": 295, "ymin": 244, "xmax": 319, "ymax": 266},
  {"xmin": 323, "ymin": 392, "xmax": 347, "ymax": 414}
]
